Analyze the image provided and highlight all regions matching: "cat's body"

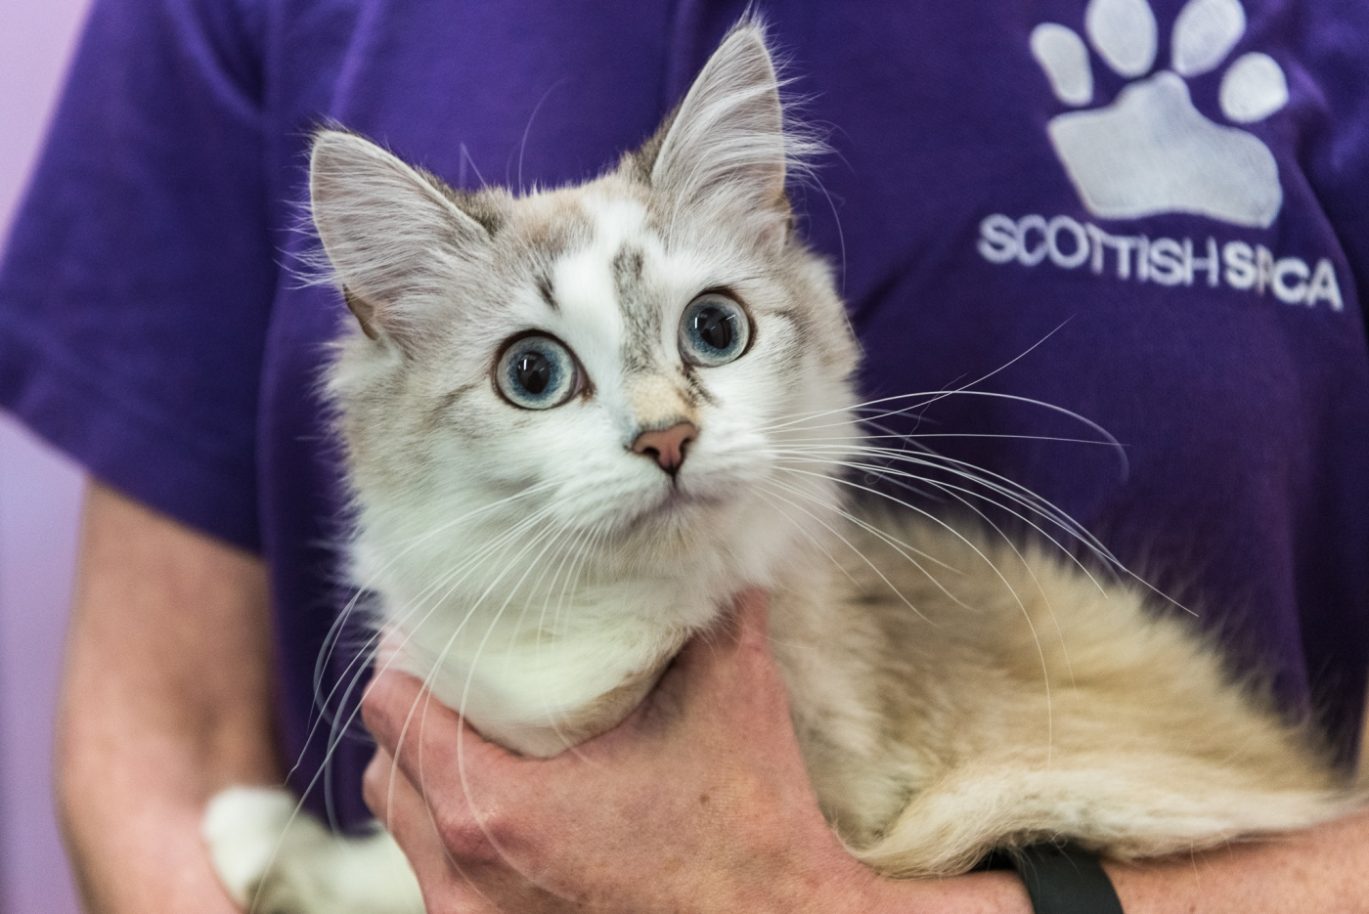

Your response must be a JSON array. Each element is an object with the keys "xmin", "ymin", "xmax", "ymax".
[{"xmin": 204, "ymin": 22, "xmax": 1358, "ymax": 913}]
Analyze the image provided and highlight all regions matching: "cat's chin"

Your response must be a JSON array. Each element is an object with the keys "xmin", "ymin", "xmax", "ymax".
[{"xmin": 395, "ymin": 590, "xmax": 698, "ymax": 758}]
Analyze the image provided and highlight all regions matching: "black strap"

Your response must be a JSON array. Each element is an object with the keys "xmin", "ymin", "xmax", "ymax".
[{"xmin": 1007, "ymin": 843, "xmax": 1125, "ymax": 914}]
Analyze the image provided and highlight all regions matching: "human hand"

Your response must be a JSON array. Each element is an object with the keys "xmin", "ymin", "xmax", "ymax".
[{"xmin": 360, "ymin": 590, "xmax": 885, "ymax": 914}]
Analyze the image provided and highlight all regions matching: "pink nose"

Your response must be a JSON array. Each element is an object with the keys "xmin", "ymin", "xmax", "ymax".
[{"xmin": 631, "ymin": 422, "xmax": 698, "ymax": 476}]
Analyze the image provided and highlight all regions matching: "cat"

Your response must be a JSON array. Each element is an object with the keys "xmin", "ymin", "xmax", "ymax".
[{"xmin": 202, "ymin": 20, "xmax": 1359, "ymax": 914}]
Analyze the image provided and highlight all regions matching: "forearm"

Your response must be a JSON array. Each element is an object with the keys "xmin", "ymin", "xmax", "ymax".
[
  {"xmin": 1104, "ymin": 808, "xmax": 1369, "ymax": 914},
  {"xmin": 858, "ymin": 811, "xmax": 1369, "ymax": 914},
  {"xmin": 59, "ymin": 766, "xmax": 253, "ymax": 913},
  {"xmin": 56, "ymin": 483, "xmax": 281, "ymax": 912},
  {"xmin": 57, "ymin": 687, "xmax": 279, "ymax": 911}
]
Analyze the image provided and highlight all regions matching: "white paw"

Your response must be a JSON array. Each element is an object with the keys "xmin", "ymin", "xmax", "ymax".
[
  {"xmin": 1031, "ymin": 0, "xmax": 1288, "ymax": 227},
  {"xmin": 202, "ymin": 786, "xmax": 324, "ymax": 913}
]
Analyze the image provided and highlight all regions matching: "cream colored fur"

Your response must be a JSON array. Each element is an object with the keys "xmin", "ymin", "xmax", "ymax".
[
  {"xmin": 778, "ymin": 521, "xmax": 1352, "ymax": 876},
  {"xmin": 204, "ymin": 19, "xmax": 1360, "ymax": 914}
]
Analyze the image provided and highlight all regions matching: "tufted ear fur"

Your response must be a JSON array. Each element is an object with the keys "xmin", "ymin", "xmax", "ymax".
[
  {"xmin": 309, "ymin": 129, "xmax": 491, "ymax": 349},
  {"xmin": 644, "ymin": 22, "xmax": 801, "ymax": 241}
]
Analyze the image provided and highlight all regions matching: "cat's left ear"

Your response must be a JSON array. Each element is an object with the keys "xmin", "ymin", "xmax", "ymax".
[{"xmin": 639, "ymin": 22, "xmax": 796, "ymax": 242}]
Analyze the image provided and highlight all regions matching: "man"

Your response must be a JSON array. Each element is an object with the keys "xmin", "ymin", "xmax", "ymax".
[{"xmin": 4, "ymin": 1, "xmax": 1367, "ymax": 910}]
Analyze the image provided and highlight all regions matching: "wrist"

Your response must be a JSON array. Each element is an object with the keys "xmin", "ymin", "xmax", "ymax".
[
  {"xmin": 784, "ymin": 853, "xmax": 885, "ymax": 914},
  {"xmin": 850, "ymin": 867, "xmax": 1034, "ymax": 914}
]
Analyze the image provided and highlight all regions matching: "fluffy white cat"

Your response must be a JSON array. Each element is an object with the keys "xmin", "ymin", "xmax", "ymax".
[{"xmin": 203, "ymin": 21, "xmax": 1359, "ymax": 914}]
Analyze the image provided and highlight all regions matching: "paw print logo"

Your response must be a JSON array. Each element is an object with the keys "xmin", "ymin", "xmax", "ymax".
[{"xmin": 1032, "ymin": 0, "xmax": 1289, "ymax": 228}]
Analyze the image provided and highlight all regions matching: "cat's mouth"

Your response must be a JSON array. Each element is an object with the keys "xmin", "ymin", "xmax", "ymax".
[
  {"xmin": 620, "ymin": 480, "xmax": 724, "ymax": 533},
  {"xmin": 646, "ymin": 485, "xmax": 702, "ymax": 517}
]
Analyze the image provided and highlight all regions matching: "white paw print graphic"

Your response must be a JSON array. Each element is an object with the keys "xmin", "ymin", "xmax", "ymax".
[{"xmin": 1032, "ymin": 0, "xmax": 1289, "ymax": 228}]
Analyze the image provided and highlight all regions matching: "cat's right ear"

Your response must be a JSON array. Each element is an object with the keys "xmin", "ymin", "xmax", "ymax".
[{"xmin": 309, "ymin": 130, "xmax": 489, "ymax": 349}]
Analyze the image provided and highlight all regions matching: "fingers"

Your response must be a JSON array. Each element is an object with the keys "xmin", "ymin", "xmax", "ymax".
[
  {"xmin": 361, "ymin": 670, "xmax": 510, "ymax": 799},
  {"xmin": 361, "ymin": 669, "xmax": 440, "ymax": 751},
  {"xmin": 363, "ymin": 749, "xmax": 452, "ymax": 899},
  {"xmin": 362, "ymin": 590, "xmax": 780, "ymax": 788},
  {"xmin": 363, "ymin": 749, "xmax": 505, "ymax": 914},
  {"xmin": 363, "ymin": 748, "xmax": 438, "ymax": 856}
]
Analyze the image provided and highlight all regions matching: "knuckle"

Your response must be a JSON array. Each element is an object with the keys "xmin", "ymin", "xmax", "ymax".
[
  {"xmin": 359, "ymin": 690, "xmax": 390, "ymax": 739},
  {"xmin": 361, "ymin": 756, "xmax": 390, "ymax": 815},
  {"xmin": 437, "ymin": 809, "xmax": 501, "ymax": 864}
]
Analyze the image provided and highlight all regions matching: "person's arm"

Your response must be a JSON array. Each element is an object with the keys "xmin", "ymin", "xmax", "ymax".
[
  {"xmin": 55, "ymin": 482, "xmax": 280, "ymax": 912},
  {"xmin": 362, "ymin": 591, "xmax": 1369, "ymax": 914}
]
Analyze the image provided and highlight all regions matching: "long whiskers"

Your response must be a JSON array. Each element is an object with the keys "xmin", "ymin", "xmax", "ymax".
[
  {"xmin": 767, "ymin": 391, "xmax": 1126, "ymax": 475},
  {"xmin": 775, "ymin": 447, "xmax": 1112, "ymax": 591},
  {"xmin": 314, "ymin": 503, "xmax": 562, "ymax": 824},
  {"xmin": 754, "ymin": 477, "xmax": 932, "ymax": 624},
  {"xmin": 765, "ymin": 462, "xmax": 1057, "ymax": 762},
  {"xmin": 782, "ymin": 449, "xmax": 1080, "ymax": 692},
  {"xmin": 304, "ymin": 482, "xmax": 559, "ymax": 770},
  {"xmin": 383, "ymin": 511, "xmax": 574, "ymax": 893},
  {"xmin": 541, "ymin": 519, "xmax": 616, "ymax": 761},
  {"xmin": 241, "ymin": 496, "xmax": 563, "ymax": 913}
]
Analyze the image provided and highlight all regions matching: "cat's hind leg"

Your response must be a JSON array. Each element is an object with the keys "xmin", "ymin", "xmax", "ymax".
[{"xmin": 203, "ymin": 786, "xmax": 424, "ymax": 914}]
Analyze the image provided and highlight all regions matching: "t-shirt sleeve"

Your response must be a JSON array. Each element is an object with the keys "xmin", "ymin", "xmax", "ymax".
[
  {"xmin": 1307, "ymin": 5, "xmax": 1369, "ymax": 326},
  {"xmin": 0, "ymin": 0, "xmax": 274, "ymax": 550}
]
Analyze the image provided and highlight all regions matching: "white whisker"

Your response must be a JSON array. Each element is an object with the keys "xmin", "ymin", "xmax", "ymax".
[{"xmin": 754, "ymin": 477, "xmax": 931, "ymax": 624}]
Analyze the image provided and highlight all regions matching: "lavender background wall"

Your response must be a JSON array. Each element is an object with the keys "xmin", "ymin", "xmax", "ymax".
[{"xmin": 1, "ymin": 1, "xmax": 94, "ymax": 911}]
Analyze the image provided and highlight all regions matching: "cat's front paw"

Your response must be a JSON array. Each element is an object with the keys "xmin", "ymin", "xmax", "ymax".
[{"xmin": 202, "ymin": 786, "xmax": 324, "ymax": 914}]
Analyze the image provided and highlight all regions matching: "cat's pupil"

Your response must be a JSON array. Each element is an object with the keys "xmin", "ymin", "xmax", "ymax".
[
  {"xmin": 694, "ymin": 306, "xmax": 734, "ymax": 351},
  {"xmin": 516, "ymin": 351, "xmax": 551, "ymax": 395}
]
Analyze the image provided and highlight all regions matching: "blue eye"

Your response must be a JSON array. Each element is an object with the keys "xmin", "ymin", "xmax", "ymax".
[
  {"xmin": 495, "ymin": 335, "xmax": 580, "ymax": 409},
  {"xmin": 680, "ymin": 293, "xmax": 751, "ymax": 367}
]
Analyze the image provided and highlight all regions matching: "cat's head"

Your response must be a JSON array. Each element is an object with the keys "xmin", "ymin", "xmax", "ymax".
[{"xmin": 315, "ymin": 23, "xmax": 859, "ymax": 621}]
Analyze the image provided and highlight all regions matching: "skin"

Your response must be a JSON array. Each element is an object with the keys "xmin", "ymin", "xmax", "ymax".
[
  {"xmin": 55, "ymin": 482, "xmax": 279, "ymax": 912},
  {"xmin": 363, "ymin": 593, "xmax": 1369, "ymax": 914}
]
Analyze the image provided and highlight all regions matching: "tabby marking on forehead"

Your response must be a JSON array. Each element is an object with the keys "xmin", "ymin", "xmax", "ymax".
[
  {"xmin": 612, "ymin": 245, "xmax": 661, "ymax": 374},
  {"xmin": 535, "ymin": 273, "xmax": 558, "ymax": 311},
  {"xmin": 611, "ymin": 245, "xmax": 645, "ymax": 291},
  {"xmin": 545, "ymin": 195, "xmax": 661, "ymax": 358}
]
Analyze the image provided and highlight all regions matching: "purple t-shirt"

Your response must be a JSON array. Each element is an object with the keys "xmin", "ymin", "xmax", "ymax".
[{"xmin": 4, "ymin": 0, "xmax": 1368, "ymax": 828}]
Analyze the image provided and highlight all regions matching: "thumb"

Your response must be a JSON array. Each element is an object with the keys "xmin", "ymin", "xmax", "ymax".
[
  {"xmin": 690, "ymin": 586, "xmax": 770, "ymax": 662},
  {"xmin": 670, "ymin": 587, "xmax": 770, "ymax": 678},
  {"xmin": 730, "ymin": 587, "xmax": 771, "ymax": 650},
  {"xmin": 637, "ymin": 589, "xmax": 776, "ymax": 726}
]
